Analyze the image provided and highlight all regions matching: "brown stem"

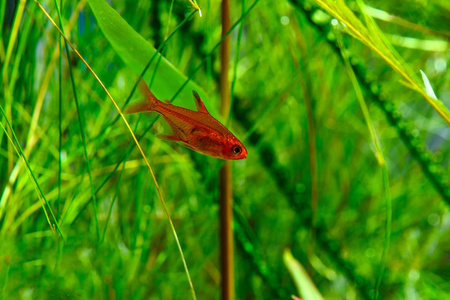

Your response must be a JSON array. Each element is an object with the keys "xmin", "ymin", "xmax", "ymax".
[
  {"xmin": 219, "ymin": 163, "xmax": 233, "ymax": 300},
  {"xmin": 220, "ymin": 0, "xmax": 233, "ymax": 299}
]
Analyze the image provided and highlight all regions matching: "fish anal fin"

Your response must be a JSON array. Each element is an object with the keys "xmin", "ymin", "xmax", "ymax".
[
  {"xmin": 192, "ymin": 90, "xmax": 209, "ymax": 113},
  {"xmin": 123, "ymin": 102, "xmax": 151, "ymax": 114},
  {"xmin": 157, "ymin": 134, "xmax": 182, "ymax": 142}
]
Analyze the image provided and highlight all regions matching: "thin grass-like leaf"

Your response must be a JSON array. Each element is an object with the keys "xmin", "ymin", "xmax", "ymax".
[
  {"xmin": 334, "ymin": 24, "xmax": 392, "ymax": 298},
  {"xmin": 228, "ymin": 0, "xmax": 246, "ymax": 126},
  {"xmin": 35, "ymin": 2, "xmax": 197, "ymax": 299},
  {"xmin": 170, "ymin": 0, "xmax": 261, "ymax": 105},
  {"xmin": 53, "ymin": 0, "xmax": 100, "ymax": 239},
  {"xmin": 314, "ymin": 0, "xmax": 450, "ymax": 125},
  {"xmin": 0, "ymin": 105, "xmax": 63, "ymax": 237},
  {"xmin": 57, "ymin": 0, "xmax": 63, "ymax": 217}
]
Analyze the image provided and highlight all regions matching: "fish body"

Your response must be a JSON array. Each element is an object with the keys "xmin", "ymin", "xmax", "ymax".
[{"xmin": 124, "ymin": 80, "xmax": 247, "ymax": 160}]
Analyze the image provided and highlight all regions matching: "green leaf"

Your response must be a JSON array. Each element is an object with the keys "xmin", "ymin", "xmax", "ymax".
[
  {"xmin": 315, "ymin": 0, "xmax": 450, "ymax": 125},
  {"xmin": 283, "ymin": 249, "xmax": 323, "ymax": 300},
  {"xmin": 420, "ymin": 69, "xmax": 437, "ymax": 100},
  {"xmin": 87, "ymin": 0, "xmax": 212, "ymax": 112}
]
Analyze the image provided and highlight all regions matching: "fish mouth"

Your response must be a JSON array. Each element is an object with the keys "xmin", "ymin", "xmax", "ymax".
[
  {"xmin": 227, "ymin": 151, "xmax": 247, "ymax": 160},
  {"xmin": 240, "ymin": 148, "xmax": 248, "ymax": 159}
]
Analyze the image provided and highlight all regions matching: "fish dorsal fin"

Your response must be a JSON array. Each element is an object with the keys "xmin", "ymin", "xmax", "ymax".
[{"xmin": 192, "ymin": 90, "xmax": 209, "ymax": 114}]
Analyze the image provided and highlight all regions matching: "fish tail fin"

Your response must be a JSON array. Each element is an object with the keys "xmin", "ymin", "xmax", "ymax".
[{"xmin": 123, "ymin": 78, "xmax": 158, "ymax": 114}]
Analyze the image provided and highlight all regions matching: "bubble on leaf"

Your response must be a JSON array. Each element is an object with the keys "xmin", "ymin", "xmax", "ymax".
[
  {"xmin": 434, "ymin": 57, "xmax": 446, "ymax": 73},
  {"xmin": 281, "ymin": 16, "xmax": 290, "ymax": 25}
]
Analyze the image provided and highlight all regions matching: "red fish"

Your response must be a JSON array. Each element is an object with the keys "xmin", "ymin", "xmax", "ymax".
[{"xmin": 124, "ymin": 80, "xmax": 247, "ymax": 160}]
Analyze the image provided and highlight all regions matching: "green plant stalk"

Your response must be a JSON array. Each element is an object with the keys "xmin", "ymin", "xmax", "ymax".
[
  {"xmin": 101, "ymin": 0, "xmax": 176, "ymax": 245},
  {"xmin": 0, "ymin": 105, "xmax": 64, "ymax": 238},
  {"xmin": 314, "ymin": 0, "xmax": 450, "ymax": 125},
  {"xmin": 291, "ymin": 23, "xmax": 319, "ymax": 227},
  {"xmin": 233, "ymin": 200, "xmax": 289, "ymax": 299},
  {"xmin": 100, "ymin": 154, "xmax": 126, "ymax": 244},
  {"xmin": 0, "ymin": 0, "xmax": 6, "ymax": 60},
  {"xmin": 301, "ymin": 73, "xmax": 318, "ymax": 227},
  {"xmin": 1, "ymin": 0, "xmax": 26, "ymax": 83},
  {"xmin": 93, "ymin": 9, "xmax": 197, "ymax": 136},
  {"xmin": 186, "ymin": 149, "xmax": 288, "ymax": 298},
  {"xmin": 228, "ymin": 0, "xmax": 245, "ymax": 126},
  {"xmin": 219, "ymin": 0, "xmax": 234, "ymax": 299},
  {"xmin": 88, "ymin": 0, "xmax": 206, "ymax": 112},
  {"xmin": 73, "ymin": 9, "xmax": 195, "ymax": 223},
  {"xmin": 54, "ymin": 238, "xmax": 64, "ymax": 272},
  {"xmin": 0, "ymin": 263, "xmax": 10, "ymax": 297},
  {"xmin": 81, "ymin": 1, "xmax": 261, "ymax": 215},
  {"xmin": 298, "ymin": 55, "xmax": 319, "ymax": 267},
  {"xmin": 170, "ymin": 0, "xmax": 261, "ymax": 102},
  {"xmin": 53, "ymin": 0, "xmax": 100, "ymax": 239},
  {"xmin": 375, "ymin": 166, "xmax": 392, "ymax": 299},
  {"xmin": 232, "ymin": 102, "xmax": 373, "ymax": 299},
  {"xmin": 36, "ymin": 2, "xmax": 196, "ymax": 298},
  {"xmin": 101, "ymin": 115, "xmax": 142, "ymax": 243},
  {"xmin": 334, "ymin": 23, "xmax": 391, "ymax": 299},
  {"xmin": 164, "ymin": 0, "xmax": 175, "ymax": 38},
  {"xmin": 3, "ymin": 1, "xmax": 86, "ymax": 233},
  {"xmin": 0, "ymin": 123, "xmax": 54, "ymax": 236},
  {"xmin": 58, "ymin": 0, "xmax": 63, "ymax": 218},
  {"xmin": 70, "ymin": 119, "xmax": 156, "ymax": 225},
  {"xmin": 2, "ymin": 0, "xmax": 26, "ymax": 191},
  {"xmin": 205, "ymin": 0, "xmax": 212, "ymax": 94},
  {"xmin": 241, "ymin": 74, "xmax": 300, "ymax": 142},
  {"xmin": 334, "ymin": 24, "xmax": 384, "ymax": 165},
  {"xmin": 290, "ymin": 0, "xmax": 450, "ymax": 206},
  {"xmin": 2, "ymin": 0, "xmax": 35, "ymax": 154},
  {"xmin": 0, "ymin": 1, "xmax": 35, "ymax": 233}
]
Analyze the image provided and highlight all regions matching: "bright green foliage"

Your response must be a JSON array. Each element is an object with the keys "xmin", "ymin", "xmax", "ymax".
[
  {"xmin": 88, "ymin": 0, "xmax": 212, "ymax": 111},
  {"xmin": 284, "ymin": 249, "xmax": 324, "ymax": 300},
  {"xmin": 1, "ymin": 0, "xmax": 449, "ymax": 299}
]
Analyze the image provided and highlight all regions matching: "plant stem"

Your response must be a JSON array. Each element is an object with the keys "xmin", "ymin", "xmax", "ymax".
[
  {"xmin": 53, "ymin": 0, "xmax": 100, "ymax": 240},
  {"xmin": 57, "ymin": 0, "xmax": 63, "ymax": 218},
  {"xmin": 220, "ymin": 0, "xmax": 234, "ymax": 299}
]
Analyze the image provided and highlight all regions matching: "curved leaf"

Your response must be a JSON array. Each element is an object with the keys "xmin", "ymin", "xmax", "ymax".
[
  {"xmin": 88, "ymin": 0, "xmax": 213, "ymax": 113},
  {"xmin": 283, "ymin": 249, "xmax": 323, "ymax": 300}
]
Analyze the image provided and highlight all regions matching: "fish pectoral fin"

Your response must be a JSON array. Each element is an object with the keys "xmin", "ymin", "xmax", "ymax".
[
  {"xmin": 192, "ymin": 90, "xmax": 209, "ymax": 114},
  {"xmin": 163, "ymin": 117, "xmax": 193, "ymax": 142},
  {"xmin": 157, "ymin": 134, "xmax": 182, "ymax": 142}
]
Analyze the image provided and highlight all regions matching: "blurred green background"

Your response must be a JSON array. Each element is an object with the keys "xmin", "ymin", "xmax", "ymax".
[{"xmin": 1, "ymin": 0, "xmax": 449, "ymax": 299}]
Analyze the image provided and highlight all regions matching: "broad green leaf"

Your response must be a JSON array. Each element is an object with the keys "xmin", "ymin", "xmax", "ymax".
[
  {"xmin": 87, "ymin": 0, "xmax": 213, "ymax": 113},
  {"xmin": 283, "ymin": 249, "xmax": 323, "ymax": 300}
]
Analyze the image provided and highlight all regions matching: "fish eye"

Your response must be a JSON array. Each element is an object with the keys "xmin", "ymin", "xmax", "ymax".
[{"xmin": 231, "ymin": 145, "xmax": 242, "ymax": 156}]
